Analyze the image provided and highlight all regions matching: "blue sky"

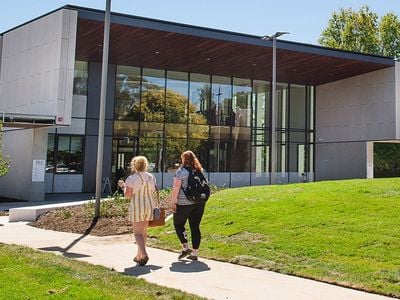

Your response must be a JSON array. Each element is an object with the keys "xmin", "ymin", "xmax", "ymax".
[{"xmin": 0, "ymin": 0, "xmax": 399, "ymax": 45}]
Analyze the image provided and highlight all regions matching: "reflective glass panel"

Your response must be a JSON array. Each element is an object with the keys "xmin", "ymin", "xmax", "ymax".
[
  {"xmin": 209, "ymin": 140, "xmax": 229, "ymax": 172},
  {"xmin": 276, "ymin": 83, "xmax": 288, "ymax": 129},
  {"xmin": 113, "ymin": 121, "xmax": 139, "ymax": 137},
  {"xmin": 289, "ymin": 84, "xmax": 306, "ymax": 130},
  {"xmin": 166, "ymin": 71, "xmax": 188, "ymax": 124},
  {"xmin": 252, "ymin": 80, "xmax": 270, "ymax": 128},
  {"xmin": 189, "ymin": 73, "xmax": 211, "ymax": 124},
  {"xmin": 139, "ymin": 137, "xmax": 163, "ymax": 172},
  {"xmin": 232, "ymin": 78, "xmax": 251, "ymax": 127},
  {"xmin": 115, "ymin": 66, "xmax": 141, "ymax": 120},
  {"xmin": 211, "ymin": 76, "xmax": 232, "ymax": 126},
  {"xmin": 142, "ymin": 68, "xmax": 165, "ymax": 122},
  {"xmin": 230, "ymin": 140, "xmax": 251, "ymax": 172},
  {"xmin": 73, "ymin": 61, "xmax": 88, "ymax": 96},
  {"xmin": 46, "ymin": 134, "xmax": 55, "ymax": 173}
]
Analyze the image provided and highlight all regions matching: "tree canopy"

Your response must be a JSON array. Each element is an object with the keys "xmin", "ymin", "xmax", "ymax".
[{"xmin": 319, "ymin": 5, "xmax": 400, "ymax": 58}]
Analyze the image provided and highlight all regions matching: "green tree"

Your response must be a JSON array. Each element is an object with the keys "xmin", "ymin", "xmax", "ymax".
[
  {"xmin": 319, "ymin": 5, "xmax": 400, "ymax": 57},
  {"xmin": 0, "ymin": 121, "xmax": 10, "ymax": 177}
]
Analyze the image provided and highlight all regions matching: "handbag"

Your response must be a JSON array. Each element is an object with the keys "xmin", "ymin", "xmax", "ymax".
[{"xmin": 148, "ymin": 185, "xmax": 165, "ymax": 227}]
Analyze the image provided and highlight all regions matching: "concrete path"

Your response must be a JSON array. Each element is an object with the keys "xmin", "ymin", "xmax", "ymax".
[{"xmin": 0, "ymin": 216, "xmax": 394, "ymax": 300}]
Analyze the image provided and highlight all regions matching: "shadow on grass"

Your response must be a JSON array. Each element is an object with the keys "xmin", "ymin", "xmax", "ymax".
[
  {"xmin": 124, "ymin": 264, "xmax": 163, "ymax": 276},
  {"xmin": 169, "ymin": 260, "xmax": 210, "ymax": 273},
  {"xmin": 38, "ymin": 217, "xmax": 99, "ymax": 258}
]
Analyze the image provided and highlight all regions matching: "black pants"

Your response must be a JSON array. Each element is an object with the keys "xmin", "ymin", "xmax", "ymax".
[{"xmin": 173, "ymin": 203, "xmax": 206, "ymax": 249}]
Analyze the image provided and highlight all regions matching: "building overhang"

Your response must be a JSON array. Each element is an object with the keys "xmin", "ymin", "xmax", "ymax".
[{"xmin": 68, "ymin": 6, "xmax": 396, "ymax": 85}]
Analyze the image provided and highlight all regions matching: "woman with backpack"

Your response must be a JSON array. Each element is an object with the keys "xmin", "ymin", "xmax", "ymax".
[{"xmin": 170, "ymin": 150, "xmax": 209, "ymax": 261}]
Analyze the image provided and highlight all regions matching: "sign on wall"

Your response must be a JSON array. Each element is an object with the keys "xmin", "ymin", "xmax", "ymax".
[{"xmin": 32, "ymin": 160, "xmax": 45, "ymax": 182}]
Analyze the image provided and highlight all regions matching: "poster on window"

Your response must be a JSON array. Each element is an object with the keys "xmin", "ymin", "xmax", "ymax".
[{"xmin": 32, "ymin": 160, "xmax": 45, "ymax": 182}]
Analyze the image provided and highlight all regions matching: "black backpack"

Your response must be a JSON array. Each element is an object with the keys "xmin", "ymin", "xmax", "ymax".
[{"xmin": 181, "ymin": 167, "xmax": 210, "ymax": 203}]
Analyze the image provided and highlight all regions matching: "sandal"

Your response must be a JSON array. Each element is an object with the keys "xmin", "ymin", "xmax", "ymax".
[
  {"xmin": 133, "ymin": 257, "xmax": 140, "ymax": 263},
  {"xmin": 139, "ymin": 256, "xmax": 149, "ymax": 266}
]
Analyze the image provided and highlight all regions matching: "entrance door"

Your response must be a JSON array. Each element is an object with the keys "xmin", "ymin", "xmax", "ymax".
[{"xmin": 112, "ymin": 137, "xmax": 139, "ymax": 190}]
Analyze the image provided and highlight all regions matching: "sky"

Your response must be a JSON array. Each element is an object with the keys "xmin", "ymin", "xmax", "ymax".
[{"xmin": 0, "ymin": 0, "xmax": 399, "ymax": 45}]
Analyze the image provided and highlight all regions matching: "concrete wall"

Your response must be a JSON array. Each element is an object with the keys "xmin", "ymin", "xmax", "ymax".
[
  {"xmin": 0, "ymin": 128, "xmax": 47, "ymax": 201},
  {"xmin": 315, "ymin": 67, "xmax": 397, "ymax": 181},
  {"xmin": 0, "ymin": 9, "xmax": 77, "ymax": 125}
]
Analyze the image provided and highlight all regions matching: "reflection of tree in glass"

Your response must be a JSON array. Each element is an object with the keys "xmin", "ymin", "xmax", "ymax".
[
  {"xmin": 124, "ymin": 85, "xmax": 209, "ymax": 172},
  {"xmin": 115, "ymin": 73, "xmax": 141, "ymax": 120}
]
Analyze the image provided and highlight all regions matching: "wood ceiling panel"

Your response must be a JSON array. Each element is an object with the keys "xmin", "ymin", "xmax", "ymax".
[{"xmin": 75, "ymin": 19, "xmax": 391, "ymax": 85}]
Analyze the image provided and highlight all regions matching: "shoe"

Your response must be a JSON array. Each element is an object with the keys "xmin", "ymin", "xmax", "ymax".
[
  {"xmin": 178, "ymin": 249, "xmax": 192, "ymax": 259},
  {"xmin": 133, "ymin": 257, "xmax": 140, "ymax": 263},
  {"xmin": 187, "ymin": 255, "xmax": 198, "ymax": 261},
  {"xmin": 139, "ymin": 256, "xmax": 149, "ymax": 266}
]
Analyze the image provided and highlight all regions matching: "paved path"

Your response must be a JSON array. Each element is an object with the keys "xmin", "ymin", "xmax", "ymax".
[{"xmin": 0, "ymin": 216, "xmax": 394, "ymax": 300}]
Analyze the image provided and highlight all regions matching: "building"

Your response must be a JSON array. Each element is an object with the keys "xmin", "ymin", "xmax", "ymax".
[{"xmin": 0, "ymin": 5, "xmax": 398, "ymax": 201}]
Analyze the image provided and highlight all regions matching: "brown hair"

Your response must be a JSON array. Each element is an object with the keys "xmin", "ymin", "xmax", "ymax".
[
  {"xmin": 181, "ymin": 150, "xmax": 202, "ymax": 172},
  {"xmin": 130, "ymin": 156, "xmax": 148, "ymax": 174}
]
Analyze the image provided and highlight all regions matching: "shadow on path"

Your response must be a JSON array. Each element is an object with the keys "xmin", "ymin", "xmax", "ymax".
[
  {"xmin": 124, "ymin": 264, "xmax": 163, "ymax": 276},
  {"xmin": 169, "ymin": 259, "xmax": 210, "ymax": 273},
  {"xmin": 38, "ymin": 217, "xmax": 98, "ymax": 258}
]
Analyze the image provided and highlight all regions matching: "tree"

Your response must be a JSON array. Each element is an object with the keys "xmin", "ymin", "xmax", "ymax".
[
  {"xmin": 0, "ymin": 121, "xmax": 10, "ymax": 177},
  {"xmin": 319, "ymin": 5, "xmax": 400, "ymax": 58}
]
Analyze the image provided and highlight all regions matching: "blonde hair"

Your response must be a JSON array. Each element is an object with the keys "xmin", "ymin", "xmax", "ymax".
[
  {"xmin": 130, "ymin": 156, "xmax": 149, "ymax": 173},
  {"xmin": 181, "ymin": 150, "xmax": 202, "ymax": 172}
]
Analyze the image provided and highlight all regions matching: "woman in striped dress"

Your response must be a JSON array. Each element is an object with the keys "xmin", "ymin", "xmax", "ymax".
[{"xmin": 118, "ymin": 156, "xmax": 156, "ymax": 266}]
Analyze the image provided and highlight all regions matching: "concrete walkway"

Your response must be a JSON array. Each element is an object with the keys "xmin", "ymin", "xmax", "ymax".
[{"xmin": 0, "ymin": 216, "xmax": 394, "ymax": 300}]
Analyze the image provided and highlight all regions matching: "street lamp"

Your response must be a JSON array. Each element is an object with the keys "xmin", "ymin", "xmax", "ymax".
[
  {"xmin": 261, "ymin": 32, "xmax": 289, "ymax": 185},
  {"xmin": 95, "ymin": 0, "xmax": 112, "ymax": 218}
]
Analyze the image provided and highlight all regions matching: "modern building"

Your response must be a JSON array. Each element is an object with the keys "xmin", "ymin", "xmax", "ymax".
[{"xmin": 0, "ymin": 5, "xmax": 398, "ymax": 201}]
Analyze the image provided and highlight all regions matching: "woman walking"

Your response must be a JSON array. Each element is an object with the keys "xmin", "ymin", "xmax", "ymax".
[
  {"xmin": 118, "ymin": 156, "xmax": 156, "ymax": 266},
  {"xmin": 170, "ymin": 150, "xmax": 207, "ymax": 261}
]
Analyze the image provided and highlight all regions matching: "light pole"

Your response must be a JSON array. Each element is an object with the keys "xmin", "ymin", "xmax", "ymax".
[
  {"xmin": 94, "ymin": 0, "xmax": 111, "ymax": 218},
  {"xmin": 261, "ymin": 32, "xmax": 289, "ymax": 185}
]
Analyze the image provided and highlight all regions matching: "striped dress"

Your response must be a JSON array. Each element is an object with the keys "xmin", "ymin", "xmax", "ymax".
[{"xmin": 125, "ymin": 172, "xmax": 156, "ymax": 223}]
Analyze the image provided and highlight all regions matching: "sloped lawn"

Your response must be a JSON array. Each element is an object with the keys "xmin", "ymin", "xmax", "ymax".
[{"xmin": 149, "ymin": 178, "xmax": 400, "ymax": 297}]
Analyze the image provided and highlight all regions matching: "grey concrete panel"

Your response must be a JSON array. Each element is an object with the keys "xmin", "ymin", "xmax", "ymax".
[
  {"xmin": 56, "ymin": 118, "xmax": 85, "ymax": 135},
  {"xmin": 45, "ymin": 173, "xmax": 54, "ymax": 193},
  {"xmin": 0, "ymin": 9, "xmax": 77, "ymax": 125},
  {"xmin": 0, "ymin": 35, "xmax": 2, "ymax": 80},
  {"xmin": 316, "ymin": 67, "xmax": 396, "ymax": 143},
  {"xmin": 86, "ymin": 62, "xmax": 116, "ymax": 120},
  {"xmin": 396, "ymin": 62, "xmax": 400, "ymax": 139},
  {"xmin": 53, "ymin": 174, "xmax": 83, "ymax": 192},
  {"xmin": 315, "ymin": 142, "xmax": 367, "ymax": 181},
  {"xmin": 85, "ymin": 119, "xmax": 113, "ymax": 136},
  {"xmin": 82, "ymin": 135, "xmax": 113, "ymax": 193},
  {"xmin": 0, "ymin": 128, "xmax": 47, "ymax": 201}
]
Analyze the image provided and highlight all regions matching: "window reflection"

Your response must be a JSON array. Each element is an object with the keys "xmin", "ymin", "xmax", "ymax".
[
  {"xmin": 290, "ymin": 84, "xmax": 306, "ymax": 130},
  {"xmin": 232, "ymin": 78, "xmax": 252, "ymax": 127},
  {"xmin": 142, "ymin": 68, "xmax": 165, "ymax": 122},
  {"xmin": 166, "ymin": 71, "xmax": 188, "ymax": 124},
  {"xmin": 115, "ymin": 66, "xmax": 141, "ymax": 120},
  {"xmin": 211, "ymin": 76, "xmax": 232, "ymax": 126},
  {"xmin": 73, "ymin": 61, "xmax": 88, "ymax": 96},
  {"xmin": 189, "ymin": 73, "xmax": 211, "ymax": 124}
]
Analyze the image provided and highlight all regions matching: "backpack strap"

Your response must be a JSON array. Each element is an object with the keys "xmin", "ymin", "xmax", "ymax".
[{"xmin": 180, "ymin": 166, "xmax": 193, "ymax": 201}]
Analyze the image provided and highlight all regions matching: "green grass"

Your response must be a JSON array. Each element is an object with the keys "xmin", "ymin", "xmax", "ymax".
[
  {"xmin": 0, "ymin": 244, "xmax": 201, "ymax": 300},
  {"xmin": 149, "ymin": 178, "xmax": 400, "ymax": 297}
]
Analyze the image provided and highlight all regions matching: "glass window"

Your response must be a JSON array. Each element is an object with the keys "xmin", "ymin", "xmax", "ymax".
[
  {"xmin": 46, "ymin": 134, "xmax": 55, "ymax": 173},
  {"xmin": 232, "ymin": 78, "xmax": 252, "ymax": 127},
  {"xmin": 252, "ymin": 80, "xmax": 270, "ymax": 129},
  {"xmin": 189, "ymin": 73, "xmax": 211, "ymax": 124},
  {"xmin": 209, "ymin": 140, "xmax": 230, "ymax": 172},
  {"xmin": 276, "ymin": 83, "xmax": 288, "ymax": 129},
  {"xmin": 113, "ymin": 121, "xmax": 139, "ymax": 137},
  {"xmin": 251, "ymin": 145, "xmax": 269, "ymax": 173},
  {"xmin": 230, "ymin": 140, "xmax": 251, "ymax": 172},
  {"xmin": 139, "ymin": 137, "xmax": 163, "ymax": 173},
  {"xmin": 115, "ymin": 66, "xmax": 141, "ymax": 120},
  {"xmin": 47, "ymin": 135, "xmax": 84, "ymax": 174},
  {"xmin": 166, "ymin": 71, "xmax": 188, "ymax": 124},
  {"xmin": 142, "ymin": 68, "xmax": 165, "ymax": 123},
  {"xmin": 289, "ymin": 85, "xmax": 306, "ymax": 130},
  {"xmin": 307, "ymin": 86, "xmax": 315, "ymax": 131},
  {"xmin": 73, "ymin": 61, "xmax": 88, "ymax": 96},
  {"xmin": 211, "ymin": 76, "xmax": 232, "ymax": 126}
]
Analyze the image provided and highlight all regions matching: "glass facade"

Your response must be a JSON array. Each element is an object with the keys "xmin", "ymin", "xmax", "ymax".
[{"xmin": 112, "ymin": 65, "xmax": 315, "ymax": 188}]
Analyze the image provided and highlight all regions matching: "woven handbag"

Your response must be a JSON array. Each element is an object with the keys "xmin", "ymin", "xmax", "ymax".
[{"xmin": 148, "ymin": 186, "xmax": 165, "ymax": 227}]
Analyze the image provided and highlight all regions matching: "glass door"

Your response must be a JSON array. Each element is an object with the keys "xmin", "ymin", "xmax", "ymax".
[{"xmin": 111, "ymin": 137, "xmax": 139, "ymax": 190}]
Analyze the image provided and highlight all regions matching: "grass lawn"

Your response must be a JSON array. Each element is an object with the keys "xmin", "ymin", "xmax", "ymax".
[
  {"xmin": 0, "ymin": 244, "xmax": 201, "ymax": 300},
  {"xmin": 149, "ymin": 178, "xmax": 400, "ymax": 297}
]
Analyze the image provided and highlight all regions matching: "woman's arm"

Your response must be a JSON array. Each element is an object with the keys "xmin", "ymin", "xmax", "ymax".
[
  {"xmin": 170, "ymin": 177, "xmax": 182, "ymax": 212},
  {"xmin": 118, "ymin": 179, "xmax": 134, "ymax": 199}
]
